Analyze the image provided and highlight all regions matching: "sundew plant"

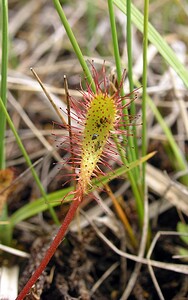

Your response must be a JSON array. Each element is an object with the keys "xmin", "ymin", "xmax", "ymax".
[{"xmin": 16, "ymin": 62, "xmax": 139, "ymax": 300}]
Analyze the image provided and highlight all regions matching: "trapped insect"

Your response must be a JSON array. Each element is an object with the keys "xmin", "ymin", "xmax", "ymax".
[
  {"xmin": 94, "ymin": 140, "xmax": 101, "ymax": 151},
  {"xmin": 92, "ymin": 133, "xmax": 98, "ymax": 140}
]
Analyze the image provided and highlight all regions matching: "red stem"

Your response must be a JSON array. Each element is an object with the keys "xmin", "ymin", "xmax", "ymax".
[{"xmin": 16, "ymin": 198, "xmax": 80, "ymax": 300}]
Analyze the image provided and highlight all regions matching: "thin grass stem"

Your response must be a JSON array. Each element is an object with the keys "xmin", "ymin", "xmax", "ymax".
[
  {"xmin": 107, "ymin": 0, "xmax": 143, "ymax": 225},
  {"xmin": 126, "ymin": 0, "xmax": 138, "ymax": 158},
  {"xmin": 0, "ymin": 0, "xmax": 8, "ymax": 169},
  {"xmin": 107, "ymin": 0, "xmax": 122, "ymax": 84},
  {"xmin": 52, "ymin": 0, "xmax": 95, "ymax": 92},
  {"xmin": 107, "ymin": 0, "xmax": 138, "ymax": 165},
  {"xmin": 142, "ymin": 0, "xmax": 149, "ymax": 187},
  {"xmin": 64, "ymin": 75, "xmax": 76, "ymax": 191},
  {"xmin": 0, "ymin": 97, "xmax": 60, "ymax": 225},
  {"xmin": 0, "ymin": 0, "xmax": 10, "ymax": 245},
  {"xmin": 113, "ymin": 134, "xmax": 144, "ymax": 225},
  {"xmin": 30, "ymin": 68, "xmax": 67, "ymax": 126},
  {"xmin": 126, "ymin": 1, "xmax": 135, "ymax": 106}
]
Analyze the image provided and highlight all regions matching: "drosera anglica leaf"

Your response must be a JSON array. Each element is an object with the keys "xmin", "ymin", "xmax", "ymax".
[
  {"xmin": 59, "ymin": 62, "xmax": 138, "ymax": 198},
  {"xmin": 79, "ymin": 92, "xmax": 118, "ymax": 192}
]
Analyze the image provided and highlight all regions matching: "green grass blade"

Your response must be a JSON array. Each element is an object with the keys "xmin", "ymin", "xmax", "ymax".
[
  {"xmin": 126, "ymin": 0, "xmax": 135, "ymax": 102},
  {"xmin": 141, "ymin": 0, "xmax": 149, "ymax": 187},
  {"xmin": 0, "ymin": 0, "xmax": 11, "ymax": 245},
  {"xmin": 10, "ymin": 152, "xmax": 155, "ymax": 226},
  {"xmin": 107, "ymin": 0, "xmax": 139, "ymax": 165},
  {"xmin": 10, "ymin": 187, "xmax": 72, "ymax": 226},
  {"xmin": 0, "ymin": 0, "xmax": 8, "ymax": 169},
  {"xmin": 93, "ymin": 152, "xmax": 155, "ymax": 188},
  {"xmin": 114, "ymin": 0, "xmax": 188, "ymax": 88},
  {"xmin": 107, "ymin": 0, "xmax": 122, "ymax": 84},
  {"xmin": 52, "ymin": 0, "xmax": 95, "ymax": 91},
  {"xmin": 0, "ymin": 97, "xmax": 60, "ymax": 225},
  {"xmin": 126, "ymin": 0, "xmax": 139, "ymax": 163},
  {"xmin": 107, "ymin": 0, "xmax": 137, "ymax": 160},
  {"xmin": 177, "ymin": 222, "xmax": 188, "ymax": 245},
  {"xmin": 107, "ymin": 0, "xmax": 143, "ymax": 225}
]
